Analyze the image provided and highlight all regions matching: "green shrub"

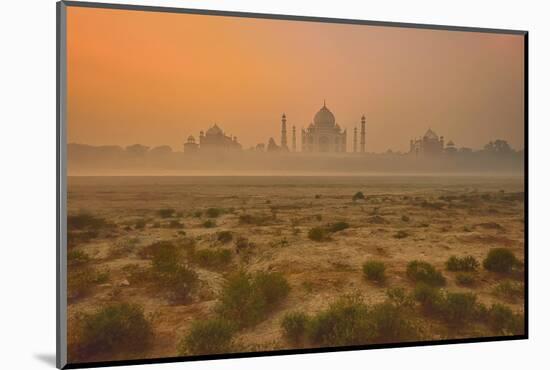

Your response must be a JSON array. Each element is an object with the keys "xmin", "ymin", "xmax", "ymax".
[
  {"xmin": 253, "ymin": 271, "xmax": 291, "ymax": 306},
  {"xmin": 109, "ymin": 238, "xmax": 139, "ymax": 258},
  {"xmin": 483, "ymin": 248, "xmax": 520, "ymax": 274},
  {"xmin": 194, "ymin": 249, "xmax": 232, "ymax": 269},
  {"xmin": 308, "ymin": 227, "xmax": 329, "ymax": 242},
  {"xmin": 445, "ymin": 255, "xmax": 479, "ymax": 272},
  {"xmin": 493, "ymin": 281, "xmax": 524, "ymax": 302},
  {"xmin": 307, "ymin": 294, "xmax": 371, "ymax": 346},
  {"xmin": 414, "ymin": 285, "xmax": 480, "ymax": 327},
  {"xmin": 68, "ymin": 269, "xmax": 96, "ymax": 301},
  {"xmin": 122, "ymin": 264, "xmax": 152, "ymax": 285},
  {"xmin": 235, "ymin": 236, "xmax": 252, "ymax": 253},
  {"xmin": 168, "ymin": 220, "xmax": 184, "ymax": 229},
  {"xmin": 217, "ymin": 231, "xmax": 233, "ymax": 244},
  {"xmin": 352, "ymin": 192, "xmax": 365, "ymax": 201},
  {"xmin": 151, "ymin": 242, "xmax": 182, "ymax": 274},
  {"xmin": 74, "ymin": 303, "xmax": 152, "ymax": 359},
  {"xmin": 438, "ymin": 292, "xmax": 478, "ymax": 327},
  {"xmin": 203, "ymin": 219, "xmax": 216, "ymax": 228},
  {"xmin": 158, "ymin": 208, "xmax": 175, "ymax": 218},
  {"xmin": 487, "ymin": 304, "xmax": 524, "ymax": 335},
  {"xmin": 68, "ymin": 250, "xmax": 90, "ymax": 267},
  {"xmin": 455, "ymin": 272, "xmax": 476, "ymax": 286},
  {"xmin": 368, "ymin": 302, "xmax": 418, "ymax": 342},
  {"xmin": 217, "ymin": 271, "xmax": 290, "ymax": 328},
  {"xmin": 386, "ymin": 287, "xmax": 414, "ymax": 309},
  {"xmin": 413, "ymin": 283, "xmax": 443, "ymax": 314},
  {"xmin": 238, "ymin": 213, "xmax": 271, "ymax": 226},
  {"xmin": 206, "ymin": 208, "xmax": 223, "ymax": 218},
  {"xmin": 68, "ymin": 212, "xmax": 111, "ymax": 230},
  {"xmin": 133, "ymin": 219, "xmax": 146, "ymax": 230},
  {"xmin": 193, "ymin": 210, "xmax": 203, "ymax": 218},
  {"xmin": 362, "ymin": 260, "xmax": 386, "ymax": 283},
  {"xmin": 328, "ymin": 221, "xmax": 350, "ymax": 233},
  {"xmin": 394, "ymin": 230, "xmax": 410, "ymax": 239},
  {"xmin": 158, "ymin": 265, "xmax": 199, "ymax": 303},
  {"xmin": 406, "ymin": 261, "xmax": 446, "ymax": 286},
  {"xmin": 281, "ymin": 312, "xmax": 309, "ymax": 345},
  {"xmin": 178, "ymin": 318, "xmax": 235, "ymax": 355}
]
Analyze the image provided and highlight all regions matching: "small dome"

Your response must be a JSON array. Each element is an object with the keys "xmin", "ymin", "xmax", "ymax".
[
  {"xmin": 447, "ymin": 140, "xmax": 455, "ymax": 147},
  {"xmin": 187, "ymin": 135, "xmax": 196, "ymax": 143},
  {"xmin": 423, "ymin": 128, "xmax": 439, "ymax": 140},
  {"xmin": 206, "ymin": 124, "xmax": 223, "ymax": 136},
  {"xmin": 313, "ymin": 103, "xmax": 336, "ymax": 127}
]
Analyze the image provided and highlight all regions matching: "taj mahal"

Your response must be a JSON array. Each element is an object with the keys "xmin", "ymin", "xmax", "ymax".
[{"xmin": 184, "ymin": 102, "xmax": 368, "ymax": 154}]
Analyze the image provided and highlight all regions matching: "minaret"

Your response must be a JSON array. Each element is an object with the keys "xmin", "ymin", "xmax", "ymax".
[
  {"xmin": 353, "ymin": 127, "xmax": 358, "ymax": 153},
  {"xmin": 292, "ymin": 125, "xmax": 296, "ymax": 152},
  {"xmin": 360, "ymin": 115, "xmax": 366, "ymax": 153},
  {"xmin": 281, "ymin": 113, "xmax": 288, "ymax": 149}
]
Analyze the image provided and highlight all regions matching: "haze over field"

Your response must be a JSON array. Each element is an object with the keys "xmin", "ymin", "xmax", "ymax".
[{"xmin": 67, "ymin": 7, "xmax": 524, "ymax": 153}]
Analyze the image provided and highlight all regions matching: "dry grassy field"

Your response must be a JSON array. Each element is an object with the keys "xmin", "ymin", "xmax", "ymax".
[{"xmin": 66, "ymin": 176, "xmax": 525, "ymax": 363}]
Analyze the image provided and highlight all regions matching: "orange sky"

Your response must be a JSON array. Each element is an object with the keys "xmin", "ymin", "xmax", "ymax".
[{"xmin": 66, "ymin": 6, "xmax": 525, "ymax": 152}]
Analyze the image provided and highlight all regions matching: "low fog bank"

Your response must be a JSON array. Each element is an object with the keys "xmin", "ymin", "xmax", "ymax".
[{"xmin": 67, "ymin": 143, "xmax": 524, "ymax": 176}]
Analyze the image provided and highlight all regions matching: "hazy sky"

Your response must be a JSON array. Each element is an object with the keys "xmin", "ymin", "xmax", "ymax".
[{"xmin": 67, "ymin": 7, "xmax": 525, "ymax": 152}]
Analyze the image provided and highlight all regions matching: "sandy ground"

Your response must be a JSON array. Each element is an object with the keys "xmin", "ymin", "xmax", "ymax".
[{"xmin": 66, "ymin": 175, "xmax": 525, "ymax": 362}]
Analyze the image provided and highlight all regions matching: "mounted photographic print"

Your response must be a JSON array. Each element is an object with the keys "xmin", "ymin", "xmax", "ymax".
[{"xmin": 57, "ymin": 1, "xmax": 528, "ymax": 368}]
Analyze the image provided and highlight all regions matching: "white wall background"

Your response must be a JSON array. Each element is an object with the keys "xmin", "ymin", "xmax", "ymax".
[{"xmin": 0, "ymin": 0, "xmax": 547, "ymax": 368}]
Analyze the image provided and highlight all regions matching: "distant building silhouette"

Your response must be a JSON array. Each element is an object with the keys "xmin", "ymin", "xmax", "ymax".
[
  {"xmin": 280, "ymin": 114, "xmax": 288, "ymax": 151},
  {"xmin": 353, "ymin": 127, "xmax": 358, "ymax": 153},
  {"xmin": 292, "ymin": 125, "xmax": 296, "ymax": 152},
  {"xmin": 183, "ymin": 135, "xmax": 199, "ymax": 154},
  {"xmin": 409, "ymin": 128, "xmax": 455, "ymax": 156},
  {"xmin": 360, "ymin": 115, "xmax": 366, "ymax": 153},
  {"xmin": 184, "ymin": 124, "xmax": 242, "ymax": 153},
  {"xmin": 301, "ymin": 101, "xmax": 348, "ymax": 153}
]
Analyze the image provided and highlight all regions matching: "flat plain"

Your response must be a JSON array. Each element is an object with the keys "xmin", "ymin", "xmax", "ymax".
[{"xmin": 66, "ymin": 176, "xmax": 525, "ymax": 363}]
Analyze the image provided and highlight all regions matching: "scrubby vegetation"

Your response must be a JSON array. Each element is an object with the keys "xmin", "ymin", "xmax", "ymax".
[
  {"xmin": 72, "ymin": 303, "xmax": 152, "ymax": 360},
  {"xmin": 157, "ymin": 208, "xmax": 175, "ymax": 218},
  {"xmin": 68, "ymin": 250, "xmax": 90, "ymax": 267},
  {"xmin": 406, "ymin": 261, "xmax": 446, "ymax": 286},
  {"xmin": 217, "ymin": 271, "xmax": 290, "ymax": 328},
  {"xmin": 178, "ymin": 318, "xmax": 236, "ymax": 355},
  {"xmin": 308, "ymin": 227, "xmax": 330, "ymax": 242},
  {"xmin": 362, "ymin": 260, "xmax": 386, "ymax": 283},
  {"xmin": 203, "ymin": 219, "xmax": 217, "ymax": 228},
  {"xmin": 394, "ymin": 230, "xmax": 410, "ymax": 239},
  {"xmin": 493, "ymin": 281, "xmax": 524, "ymax": 302},
  {"xmin": 352, "ymin": 191, "xmax": 365, "ymax": 201},
  {"xmin": 327, "ymin": 221, "xmax": 350, "ymax": 233},
  {"xmin": 141, "ymin": 240, "xmax": 199, "ymax": 303},
  {"xmin": 194, "ymin": 248, "xmax": 232, "ymax": 269},
  {"xmin": 206, "ymin": 207, "xmax": 224, "ymax": 218},
  {"xmin": 281, "ymin": 312, "xmax": 308, "ymax": 345},
  {"xmin": 307, "ymin": 294, "xmax": 370, "ymax": 346},
  {"xmin": 455, "ymin": 272, "xmax": 476, "ymax": 286},
  {"xmin": 307, "ymin": 293, "xmax": 418, "ymax": 347},
  {"xmin": 445, "ymin": 255, "xmax": 479, "ymax": 272},
  {"xmin": 413, "ymin": 284, "xmax": 480, "ymax": 327},
  {"xmin": 217, "ymin": 231, "xmax": 233, "ymax": 244},
  {"xmin": 486, "ymin": 303, "xmax": 524, "ymax": 335},
  {"xmin": 483, "ymin": 248, "xmax": 520, "ymax": 274},
  {"xmin": 238, "ymin": 213, "xmax": 272, "ymax": 226},
  {"xmin": 168, "ymin": 220, "xmax": 184, "ymax": 229},
  {"xmin": 68, "ymin": 212, "xmax": 111, "ymax": 230}
]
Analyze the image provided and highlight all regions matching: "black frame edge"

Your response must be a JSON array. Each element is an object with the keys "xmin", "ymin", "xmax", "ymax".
[{"xmin": 60, "ymin": 0, "xmax": 527, "ymax": 35}]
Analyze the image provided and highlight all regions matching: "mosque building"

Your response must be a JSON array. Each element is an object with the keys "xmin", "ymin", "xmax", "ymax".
[
  {"xmin": 409, "ymin": 128, "xmax": 456, "ymax": 156},
  {"xmin": 299, "ymin": 102, "xmax": 351, "ymax": 153},
  {"xmin": 184, "ymin": 124, "xmax": 241, "ymax": 153}
]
